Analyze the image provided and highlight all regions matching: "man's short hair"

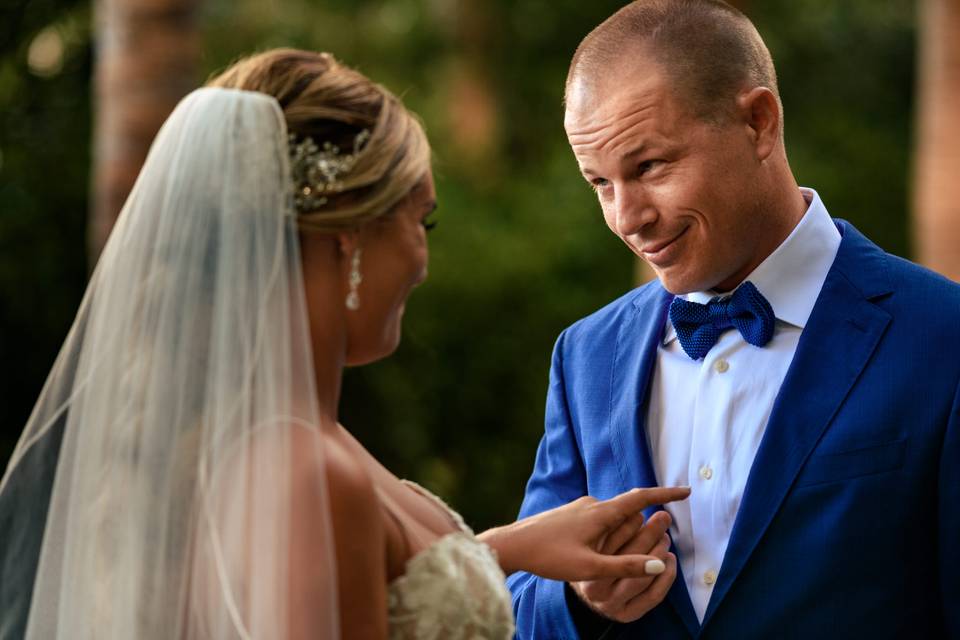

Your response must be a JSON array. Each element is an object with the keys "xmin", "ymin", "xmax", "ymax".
[{"xmin": 566, "ymin": 0, "xmax": 779, "ymax": 123}]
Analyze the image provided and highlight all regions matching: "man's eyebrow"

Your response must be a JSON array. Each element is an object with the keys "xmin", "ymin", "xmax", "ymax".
[
  {"xmin": 578, "ymin": 143, "xmax": 651, "ymax": 178},
  {"xmin": 620, "ymin": 143, "xmax": 649, "ymax": 161}
]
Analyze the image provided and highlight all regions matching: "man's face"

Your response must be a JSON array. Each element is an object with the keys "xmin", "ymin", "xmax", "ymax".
[{"xmin": 564, "ymin": 62, "xmax": 767, "ymax": 294}]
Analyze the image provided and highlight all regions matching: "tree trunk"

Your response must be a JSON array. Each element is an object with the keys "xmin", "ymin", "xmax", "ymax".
[
  {"xmin": 437, "ymin": 0, "xmax": 499, "ymax": 172},
  {"xmin": 913, "ymin": 0, "xmax": 960, "ymax": 281},
  {"xmin": 90, "ymin": 0, "xmax": 201, "ymax": 261}
]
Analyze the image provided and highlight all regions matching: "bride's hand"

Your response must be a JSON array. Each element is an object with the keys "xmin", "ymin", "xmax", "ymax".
[{"xmin": 477, "ymin": 486, "xmax": 690, "ymax": 581}]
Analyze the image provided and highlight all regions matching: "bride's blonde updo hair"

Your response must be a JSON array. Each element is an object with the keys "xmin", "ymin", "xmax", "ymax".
[{"xmin": 207, "ymin": 48, "xmax": 431, "ymax": 232}]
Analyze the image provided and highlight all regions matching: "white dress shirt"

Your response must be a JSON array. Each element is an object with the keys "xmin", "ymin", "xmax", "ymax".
[{"xmin": 645, "ymin": 188, "xmax": 841, "ymax": 622}]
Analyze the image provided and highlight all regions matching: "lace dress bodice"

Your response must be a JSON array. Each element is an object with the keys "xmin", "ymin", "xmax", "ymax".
[{"xmin": 386, "ymin": 481, "xmax": 515, "ymax": 640}]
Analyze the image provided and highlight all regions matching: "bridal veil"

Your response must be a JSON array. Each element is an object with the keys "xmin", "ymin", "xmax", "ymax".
[{"xmin": 0, "ymin": 88, "xmax": 338, "ymax": 638}]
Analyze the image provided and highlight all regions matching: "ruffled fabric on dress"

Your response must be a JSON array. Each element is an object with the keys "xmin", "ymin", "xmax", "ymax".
[{"xmin": 386, "ymin": 482, "xmax": 514, "ymax": 640}]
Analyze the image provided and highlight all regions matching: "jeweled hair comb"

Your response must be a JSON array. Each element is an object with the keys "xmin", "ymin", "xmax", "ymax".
[{"xmin": 288, "ymin": 128, "xmax": 371, "ymax": 214}]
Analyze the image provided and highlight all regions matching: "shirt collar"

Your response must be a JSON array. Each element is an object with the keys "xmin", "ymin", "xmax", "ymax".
[{"xmin": 663, "ymin": 187, "xmax": 841, "ymax": 345}]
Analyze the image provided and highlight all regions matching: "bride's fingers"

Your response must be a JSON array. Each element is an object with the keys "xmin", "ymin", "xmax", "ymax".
[
  {"xmin": 599, "ymin": 511, "xmax": 645, "ymax": 554},
  {"xmin": 596, "ymin": 486, "xmax": 690, "ymax": 526},
  {"xmin": 581, "ymin": 551, "xmax": 670, "ymax": 581}
]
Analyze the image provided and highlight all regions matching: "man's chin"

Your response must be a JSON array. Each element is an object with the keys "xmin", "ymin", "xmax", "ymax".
[
  {"xmin": 651, "ymin": 267, "xmax": 699, "ymax": 296},
  {"xmin": 647, "ymin": 262, "xmax": 692, "ymax": 296}
]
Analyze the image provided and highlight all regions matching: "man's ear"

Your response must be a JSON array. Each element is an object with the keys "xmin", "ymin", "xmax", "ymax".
[{"xmin": 736, "ymin": 86, "xmax": 780, "ymax": 162}]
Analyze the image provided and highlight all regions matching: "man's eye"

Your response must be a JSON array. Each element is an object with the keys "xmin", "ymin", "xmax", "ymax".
[
  {"xmin": 638, "ymin": 160, "xmax": 663, "ymax": 175},
  {"xmin": 421, "ymin": 216, "xmax": 438, "ymax": 232},
  {"xmin": 590, "ymin": 178, "xmax": 610, "ymax": 192}
]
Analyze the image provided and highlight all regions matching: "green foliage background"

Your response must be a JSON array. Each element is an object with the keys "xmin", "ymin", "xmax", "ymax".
[{"xmin": 0, "ymin": 0, "xmax": 915, "ymax": 530}]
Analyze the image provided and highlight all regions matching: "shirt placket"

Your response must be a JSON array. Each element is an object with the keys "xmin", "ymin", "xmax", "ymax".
[{"xmin": 687, "ymin": 338, "xmax": 735, "ymax": 619}]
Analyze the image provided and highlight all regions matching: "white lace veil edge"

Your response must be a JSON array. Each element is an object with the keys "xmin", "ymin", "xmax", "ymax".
[{"xmin": 0, "ymin": 88, "xmax": 339, "ymax": 639}]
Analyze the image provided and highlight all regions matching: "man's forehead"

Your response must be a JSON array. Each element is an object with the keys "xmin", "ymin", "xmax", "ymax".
[
  {"xmin": 564, "ymin": 76, "xmax": 666, "ymax": 133},
  {"xmin": 568, "ymin": 44, "xmax": 663, "ymax": 96}
]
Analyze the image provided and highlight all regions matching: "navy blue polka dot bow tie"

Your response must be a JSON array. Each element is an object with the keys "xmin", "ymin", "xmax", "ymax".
[{"xmin": 668, "ymin": 281, "xmax": 776, "ymax": 360}]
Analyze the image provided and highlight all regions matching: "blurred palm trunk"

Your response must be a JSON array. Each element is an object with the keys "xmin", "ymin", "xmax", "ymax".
[
  {"xmin": 914, "ymin": 0, "xmax": 960, "ymax": 281},
  {"xmin": 90, "ymin": 0, "xmax": 201, "ymax": 261},
  {"xmin": 441, "ymin": 0, "xmax": 499, "ymax": 173}
]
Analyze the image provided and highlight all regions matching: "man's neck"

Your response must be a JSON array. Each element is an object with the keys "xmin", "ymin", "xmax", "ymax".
[{"xmin": 711, "ymin": 174, "xmax": 808, "ymax": 294}]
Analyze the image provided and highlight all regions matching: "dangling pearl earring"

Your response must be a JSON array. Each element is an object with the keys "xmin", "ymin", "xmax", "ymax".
[{"xmin": 346, "ymin": 248, "xmax": 362, "ymax": 311}]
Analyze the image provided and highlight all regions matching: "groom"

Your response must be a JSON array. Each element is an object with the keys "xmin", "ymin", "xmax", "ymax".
[{"xmin": 508, "ymin": 1, "xmax": 960, "ymax": 638}]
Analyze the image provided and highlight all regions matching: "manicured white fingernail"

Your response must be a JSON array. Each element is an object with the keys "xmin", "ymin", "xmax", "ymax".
[{"xmin": 645, "ymin": 559, "xmax": 666, "ymax": 575}]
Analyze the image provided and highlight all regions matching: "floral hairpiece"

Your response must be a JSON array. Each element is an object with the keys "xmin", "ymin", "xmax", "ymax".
[{"xmin": 288, "ymin": 128, "xmax": 371, "ymax": 213}]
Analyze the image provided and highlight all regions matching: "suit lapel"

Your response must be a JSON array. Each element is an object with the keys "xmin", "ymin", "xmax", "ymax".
[
  {"xmin": 609, "ymin": 284, "xmax": 701, "ymax": 636},
  {"xmin": 608, "ymin": 283, "xmax": 670, "ymax": 492},
  {"xmin": 701, "ymin": 221, "xmax": 893, "ymax": 627}
]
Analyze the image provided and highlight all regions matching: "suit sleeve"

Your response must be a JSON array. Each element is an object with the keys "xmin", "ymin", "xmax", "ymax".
[
  {"xmin": 507, "ymin": 330, "xmax": 609, "ymax": 639},
  {"xmin": 940, "ymin": 377, "xmax": 960, "ymax": 636}
]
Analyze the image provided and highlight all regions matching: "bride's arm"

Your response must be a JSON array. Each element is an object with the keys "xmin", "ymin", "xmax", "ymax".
[
  {"xmin": 476, "ymin": 486, "xmax": 689, "ymax": 580},
  {"xmin": 290, "ymin": 431, "xmax": 389, "ymax": 640}
]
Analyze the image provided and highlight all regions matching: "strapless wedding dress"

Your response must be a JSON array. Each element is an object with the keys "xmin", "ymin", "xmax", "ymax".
[{"xmin": 386, "ymin": 481, "xmax": 515, "ymax": 639}]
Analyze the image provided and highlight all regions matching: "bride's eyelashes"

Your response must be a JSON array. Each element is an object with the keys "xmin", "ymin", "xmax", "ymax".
[{"xmin": 419, "ymin": 199, "xmax": 439, "ymax": 232}]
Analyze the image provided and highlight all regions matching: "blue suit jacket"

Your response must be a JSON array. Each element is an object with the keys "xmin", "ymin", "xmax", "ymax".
[{"xmin": 508, "ymin": 221, "xmax": 960, "ymax": 639}]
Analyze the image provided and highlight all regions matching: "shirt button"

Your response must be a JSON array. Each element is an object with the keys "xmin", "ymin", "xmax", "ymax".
[
  {"xmin": 714, "ymin": 358, "xmax": 730, "ymax": 373},
  {"xmin": 703, "ymin": 570, "xmax": 717, "ymax": 586},
  {"xmin": 699, "ymin": 465, "xmax": 713, "ymax": 480}
]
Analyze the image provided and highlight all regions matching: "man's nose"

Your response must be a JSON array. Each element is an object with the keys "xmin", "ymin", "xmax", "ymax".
[{"xmin": 613, "ymin": 184, "xmax": 656, "ymax": 236}]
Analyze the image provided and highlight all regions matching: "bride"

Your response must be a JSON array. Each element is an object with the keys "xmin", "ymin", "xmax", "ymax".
[{"xmin": 0, "ymin": 49, "xmax": 687, "ymax": 639}]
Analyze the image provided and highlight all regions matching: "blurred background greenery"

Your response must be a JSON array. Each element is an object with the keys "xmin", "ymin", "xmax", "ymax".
[{"xmin": 0, "ymin": 0, "xmax": 922, "ymax": 530}]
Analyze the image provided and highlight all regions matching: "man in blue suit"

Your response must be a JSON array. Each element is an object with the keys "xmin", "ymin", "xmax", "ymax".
[{"xmin": 508, "ymin": 1, "xmax": 960, "ymax": 638}]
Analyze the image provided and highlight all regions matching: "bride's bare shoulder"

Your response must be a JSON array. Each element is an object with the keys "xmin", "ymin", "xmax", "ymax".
[
  {"xmin": 289, "ymin": 426, "xmax": 389, "ymax": 637},
  {"xmin": 323, "ymin": 434, "xmax": 380, "ymax": 520},
  {"xmin": 285, "ymin": 426, "xmax": 381, "ymax": 530}
]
